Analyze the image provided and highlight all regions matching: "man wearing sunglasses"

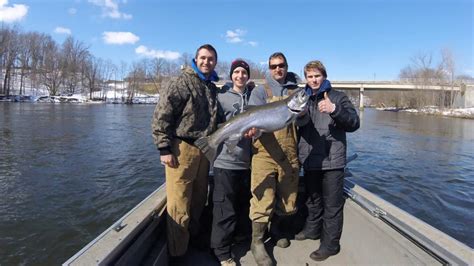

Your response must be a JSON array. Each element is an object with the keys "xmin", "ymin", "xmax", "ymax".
[{"xmin": 245, "ymin": 52, "xmax": 301, "ymax": 266}]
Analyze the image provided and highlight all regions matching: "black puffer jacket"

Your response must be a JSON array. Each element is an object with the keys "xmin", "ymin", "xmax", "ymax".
[{"xmin": 297, "ymin": 88, "xmax": 360, "ymax": 170}]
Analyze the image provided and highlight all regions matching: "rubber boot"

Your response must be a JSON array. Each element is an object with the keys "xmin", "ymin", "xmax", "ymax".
[
  {"xmin": 294, "ymin": 222, "xmax": 320, "ymax": 241},
  {"xmin": 251, "ymin": 222, "xmax": 273, "ymax": 266},
  {"xmin": 270, "ymin": 215, "xmax": 290, "ymax": 248}
]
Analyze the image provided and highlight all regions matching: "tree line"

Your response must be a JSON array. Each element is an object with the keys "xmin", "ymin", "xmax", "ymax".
[
  {"xmin": 369, "ymin": 49, "xmax": 473, "ymax": 109},
  {"xmin": 0, "ymin": 26, "xmax": 268, "ymax": 101},
  {"xmin": 1, "ymin": 25, "xmax": 101, "ymax": 98},
  {"xmin": 2, "ymin": 26, "xmax": 471, "ymax": 108}
]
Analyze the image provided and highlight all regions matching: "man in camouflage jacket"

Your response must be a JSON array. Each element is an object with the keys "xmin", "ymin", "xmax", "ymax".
[{"xmin": 151, "ymin": 44, "xmax": 221, "ymax": 257}]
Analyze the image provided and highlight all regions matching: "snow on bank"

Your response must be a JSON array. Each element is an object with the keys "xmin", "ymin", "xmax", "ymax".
[
  {"xmin": 376, "ymin": 106, "xmax": 474, "ymax": 119},
  {"xmin": 0, "ymin": 93, "xmax": 159, "ymax": 104}
]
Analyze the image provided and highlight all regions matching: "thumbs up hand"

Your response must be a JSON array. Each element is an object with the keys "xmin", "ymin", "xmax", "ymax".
[{"xmin": 318, "ymin": 92, "xmax": 336, "ymax": 114}]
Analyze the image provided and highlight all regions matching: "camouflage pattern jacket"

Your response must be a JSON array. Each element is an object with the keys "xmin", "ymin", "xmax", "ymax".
[{"xmin": 152, "ymin": 66, "xmax": 220, "ymax": 155}]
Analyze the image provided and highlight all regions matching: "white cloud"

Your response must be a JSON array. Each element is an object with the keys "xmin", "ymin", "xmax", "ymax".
[
  {"xmin": 0, "ymin": 0, "xmax": 28, "ymax": 23},
  {"xmin": 88, "ymin": 0, "xmax": 132, "ymax": 20},
  {"xmin": 225, "ymin": 29, "xmax": 246, "ymax": 43},
  {"xmin": 225, "ymin": 29, "xmax": 258, "ymax": 47},
  {"xmin": 54, "ymin": 27, "xmax": 72, "ymax": 35},
  {"xmin": 247, "ymin": 41, "xmax": 258, "ymax": 47},
  {"xmin": 68, "ymin": 8, "xmax": 77, "ymax": 15},
  {"xmin": 135, "ymin": 45, "xmax": 181, "ymax": 60},
  {"xmin": 228, "ymin": 37, "xmax": 242, "ymax": 43},
  {"xmin": 102, "ymin": 31, "xmax": 139, "ymax": 45}
]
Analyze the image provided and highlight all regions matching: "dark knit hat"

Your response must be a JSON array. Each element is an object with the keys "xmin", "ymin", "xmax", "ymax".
[{"xmin": 229, "ymin": 59, "xmax": 250, "ymax": 79}]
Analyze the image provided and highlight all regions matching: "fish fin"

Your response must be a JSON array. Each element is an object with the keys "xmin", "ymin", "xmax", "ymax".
[
  {"xmin": 225, "ymin": 134, "xmax": 241, "ymax": 153},
  {"xmin": 194, "ymin": 137, "xmax": 217, "ymax": 162}
]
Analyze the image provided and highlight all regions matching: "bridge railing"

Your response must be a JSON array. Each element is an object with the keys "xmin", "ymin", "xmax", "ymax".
[{"xmin": 216, "ymin": 80, "xmax": 462, "ymax": 92}]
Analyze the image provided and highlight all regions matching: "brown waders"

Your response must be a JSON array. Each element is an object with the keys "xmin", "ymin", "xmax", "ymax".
[
  {"xmin": 165, "ymin": 139, "xmax": 210, "ymax": 257},
  {"xmin": 250, "ymin": 87, "xmax": 300, "ymax": 265}
]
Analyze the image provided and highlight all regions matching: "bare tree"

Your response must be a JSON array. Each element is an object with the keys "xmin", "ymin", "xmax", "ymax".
[
  {"xmin": 161, "ymin": 60, "xmax": 180, "ymax": 77},
  {"xmin": 407, "ymin": 52, "xmax": 437, "ymax": 84},
  {"xmin": 119, "ymin": 61, "xmax": 128, "ymax": 102},
  {"xmin": 149, "ymin": 57, "xmax": 166, "ymax": 93},
  {"xmin": 17, "ymin": 32, "xmax": 32, "ymax": 95},
  {"xmin": 1, "ymin": 27, "xmax": 20, "ymax": 96},
  {"xmin": 399, "ymin": 66, "xmax": 414, "ymax": 82},
  {"xmin": 247, "ymin": 60, "xmax": 268, "ymax": 79},
  {"xmin": 0, "ymin": 26, "xmax": 9, "ymax": 94},
  {"xmin": 83, "ymin": 55, "xmax": 103, "ymax": 99},
  {"xmin": 125, "ymin": 60, "xmax": 148, "ymax": 103},
  {"xmin": 440, "ymin": 48, "xmax": 456, "ymax": 106},
  {"xmin": 27, "ymin": 32, "xmax": 48, "ymax": 96},
  {"xmin": 38, "ymin": 36, "xmax": 65, "ymax": 96},
  {"xmin": 456, "ymin": 74, "xmax": 474, "ymax": 82},
  {"xmin": 215, "ymin": 60, "xmax": 230, "ymax": 80},
  {"xmin": 62, "ymin": 36, "xmax": 89, "ymax": 95},
  {"xmin": 398, "ymin": 51, "xmax": 456, "ymax": 108},
  {"xmin": 100, "ymin": 59, "xmax": 116, "ymax": 100},
  {"xmin": 179, "ymin": 52, "xmax": 193, "ymax": 68}
]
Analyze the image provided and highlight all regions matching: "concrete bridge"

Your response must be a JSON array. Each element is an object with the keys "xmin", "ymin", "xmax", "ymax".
[
  {"xmin": 217, "ymin": 80, "xmax": 472, "ymax": 109},
  {"xmin": 327, "ymin": 81, "xmax": 465, "ymax": 110}
]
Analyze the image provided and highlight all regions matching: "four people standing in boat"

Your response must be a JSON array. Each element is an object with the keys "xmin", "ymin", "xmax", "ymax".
[{"xmin": 152, "ymin": 45, "xmax": 360, "ymax": 264}]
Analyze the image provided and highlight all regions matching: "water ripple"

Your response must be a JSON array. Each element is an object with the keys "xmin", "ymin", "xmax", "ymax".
[{"xmin": 1, "ymin": 105, "xmax": 473, "ymax": 265}]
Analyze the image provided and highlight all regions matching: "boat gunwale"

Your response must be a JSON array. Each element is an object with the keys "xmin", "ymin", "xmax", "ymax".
[
  {"xmin": 345, "ymin": 179, "xmax": 472, "ymax": 265},
  {"xmin": 64, "ymin": 180, "xmax": 473, "ymax": 265}
]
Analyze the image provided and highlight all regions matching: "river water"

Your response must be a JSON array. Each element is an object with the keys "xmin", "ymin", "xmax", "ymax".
[{"xmin": 0, "ymin": 103, "xmax": 473, "ymax": 265}]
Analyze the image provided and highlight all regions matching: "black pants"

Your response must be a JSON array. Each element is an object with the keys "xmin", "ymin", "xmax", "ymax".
[
  {"xmin": 210, "ymin": 167, "xmax": 251, "ymax": 261},
  {"xmin": 303, "ymin": 169, "xmax": 345, "ymax": 252}
]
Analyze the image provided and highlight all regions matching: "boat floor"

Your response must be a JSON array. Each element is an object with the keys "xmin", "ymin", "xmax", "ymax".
[{"xmin": 171, "ymin": 199, "xmax": 440, "ymax": 265}]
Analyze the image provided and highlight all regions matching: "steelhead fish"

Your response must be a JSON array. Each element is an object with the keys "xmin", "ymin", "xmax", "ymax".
[{"xmin": 195, "ymin": 88, "xmax": 309, "ymax": 162}]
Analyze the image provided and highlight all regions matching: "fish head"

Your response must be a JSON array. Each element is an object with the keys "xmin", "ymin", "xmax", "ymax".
[{"xmin": 287, "ymin": 88, "xmax": 309, "ymax": 113}]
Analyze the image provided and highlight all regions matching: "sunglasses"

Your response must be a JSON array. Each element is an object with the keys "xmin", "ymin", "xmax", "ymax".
[{"xmin": 269, "ymin": 63, "xmax": 286, "ymax": 70}]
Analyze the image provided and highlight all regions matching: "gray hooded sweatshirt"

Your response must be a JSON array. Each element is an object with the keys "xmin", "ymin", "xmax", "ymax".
[
  {"xmin": 248, "ymin": 72, "xmax": 301, "ymax": 105},
  {"xmin": 213, "ymin": 86, "xmax": 252, "ymax": 170}
]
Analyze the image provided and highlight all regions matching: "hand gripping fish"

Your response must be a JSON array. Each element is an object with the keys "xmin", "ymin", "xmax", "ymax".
[{"xmin": 195, "ymin": 88, "xmax": 309, "ymax": 162}]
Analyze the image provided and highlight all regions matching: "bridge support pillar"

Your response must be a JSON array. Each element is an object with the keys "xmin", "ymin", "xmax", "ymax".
[{"xmin": 359, "ymin": 86, "xmax": 364, "ymax": 110}]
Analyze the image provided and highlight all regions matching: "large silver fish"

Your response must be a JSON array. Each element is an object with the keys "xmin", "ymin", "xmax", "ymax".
[{"xmin": 195, "ymin": 88, "xmax": 309, "ymax": 162}]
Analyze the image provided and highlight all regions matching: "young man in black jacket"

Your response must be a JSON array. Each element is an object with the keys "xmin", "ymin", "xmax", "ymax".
[{"xmin": 295, "ymin": 60, "xmax": 360, "ymax": 261}]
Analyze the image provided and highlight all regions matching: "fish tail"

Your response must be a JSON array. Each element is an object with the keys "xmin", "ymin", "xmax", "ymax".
[{"xmin": 194, "ymin": 137, "xmax": 217, "ymax": 162}]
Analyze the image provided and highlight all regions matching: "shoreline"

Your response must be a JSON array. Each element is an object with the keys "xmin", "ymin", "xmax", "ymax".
[
  {"xmin": 2, "ymin": 99, "xmax": 473, "ymax": 119},
  {"xmin": 374, "ymin": 106, "xmax": 474, "ymax": 119}
]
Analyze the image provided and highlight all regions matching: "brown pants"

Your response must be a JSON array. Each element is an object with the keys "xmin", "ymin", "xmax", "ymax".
[
  {"xmin": 249, "ymin": 95, "xmax": 299, "ymax": 223},
  {"xmin": 249, "ymin": 155, "xmax": 299, "ymax": 223},
  {"xmin": 165, "ymin": 139, "xmax": 209, "ymax": 256}
]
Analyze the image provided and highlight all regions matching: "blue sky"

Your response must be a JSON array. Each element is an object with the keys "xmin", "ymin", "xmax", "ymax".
[{"xmin": 1, "ymin": 0, "xmax": 472, "ymax": 81}]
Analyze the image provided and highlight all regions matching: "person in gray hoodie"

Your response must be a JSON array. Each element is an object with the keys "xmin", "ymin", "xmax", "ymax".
[{"xmin": 210, "ymin": 59, "xmax": 253, "ymax": 266}]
